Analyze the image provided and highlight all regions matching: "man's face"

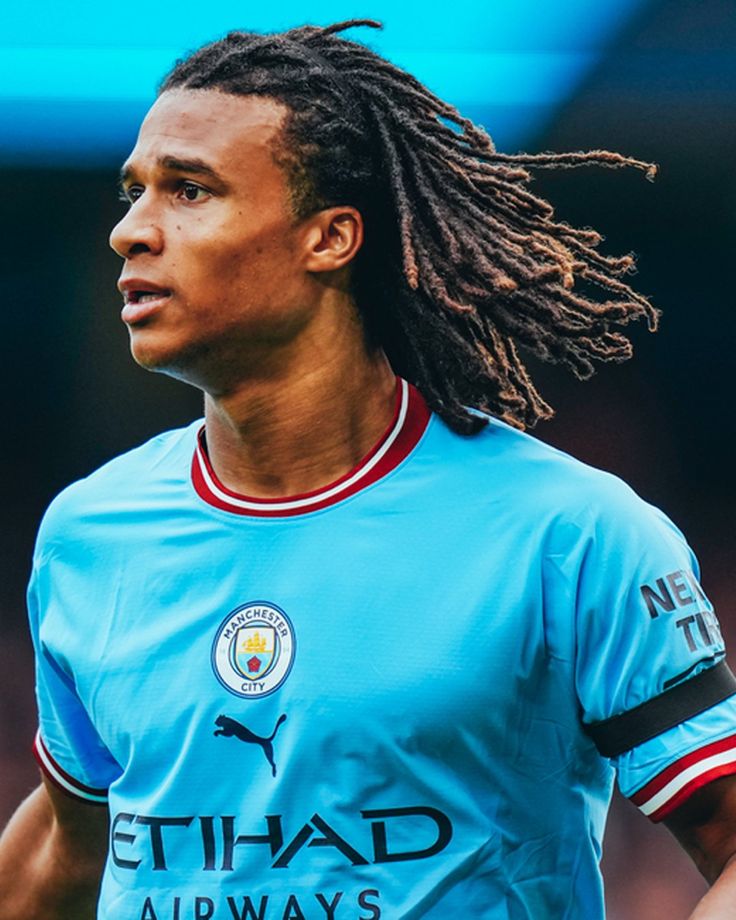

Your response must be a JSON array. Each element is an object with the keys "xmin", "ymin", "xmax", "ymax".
[{"xmin": 110, "ymin": 89, "xmax": 316, "ymax": 391}]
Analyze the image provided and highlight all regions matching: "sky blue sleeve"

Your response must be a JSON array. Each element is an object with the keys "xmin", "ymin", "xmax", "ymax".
[
  {"xmin": 28, "ymin": 559, "xmax": 121, "ymax": 803},
  {"xmin": 572, "ymin": 477, "xmax": 736, "ymax": 821}
]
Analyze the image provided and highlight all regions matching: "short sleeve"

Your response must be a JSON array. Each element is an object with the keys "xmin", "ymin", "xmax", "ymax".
[
  {"xmin": 573, "ymin": 481, "xmax": 736, "ymax": 822},
  {"xmin": 28, "ymin": 560, "xmax": 121, "ymax": 804}
]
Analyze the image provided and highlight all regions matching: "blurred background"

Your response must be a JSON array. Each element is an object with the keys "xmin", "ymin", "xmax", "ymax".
[{"xmin": 1, "ymin": 0, "xmax": 734, "ymax": 916}]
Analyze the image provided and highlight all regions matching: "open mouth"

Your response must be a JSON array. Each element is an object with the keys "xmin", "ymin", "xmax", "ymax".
[
  {"xmin": 120, "ymin": 288, "xmax": 173, "ymax": 325},
  {"xmin": 124, "ymin": 289, "xmax": 171, "ymax": 304}
]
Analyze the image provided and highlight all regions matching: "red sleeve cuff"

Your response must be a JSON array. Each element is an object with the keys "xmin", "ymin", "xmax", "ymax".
[
  {"xmin": 630, "ymin": 734, "xmax": 736, "ymax": 821},
  {"xmin": 33, "ymin": 731, "xmax": 108, "ymax": 805}
]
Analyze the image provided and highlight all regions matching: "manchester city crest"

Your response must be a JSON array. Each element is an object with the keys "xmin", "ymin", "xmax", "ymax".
[{"xmin": 212, "ymin": 601, "xmax": 296, "ymax": 699}]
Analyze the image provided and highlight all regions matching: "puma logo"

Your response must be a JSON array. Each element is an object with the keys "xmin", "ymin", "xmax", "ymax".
[{"xmin": 214, "ymin": 714, "xmax": 287, "ymax": 777}]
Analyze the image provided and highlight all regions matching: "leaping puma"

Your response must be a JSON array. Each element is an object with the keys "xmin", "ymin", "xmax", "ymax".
[{"xmin": 214, "ymin": 713, "xmax": 287, "ymax": 777}]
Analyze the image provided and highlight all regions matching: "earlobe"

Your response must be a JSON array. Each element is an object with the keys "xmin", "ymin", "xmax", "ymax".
[{"xmin": 303, "ymin": 207, "xmax": 363, "ymax": 273}]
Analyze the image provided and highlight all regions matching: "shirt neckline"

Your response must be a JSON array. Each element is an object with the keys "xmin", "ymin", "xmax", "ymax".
[{"xmin": 191, "ymin": 377, "xmax": 431, "ymax": 517}]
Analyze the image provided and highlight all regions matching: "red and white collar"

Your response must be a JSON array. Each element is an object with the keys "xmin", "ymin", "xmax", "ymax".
[{"xmin": 191, "ymin": 378, "xmax": 431, "ymax": 517}]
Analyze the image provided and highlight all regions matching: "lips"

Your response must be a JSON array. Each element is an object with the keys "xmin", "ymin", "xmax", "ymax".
[{"xmin": 118, "ymin": 278, "xmax": 172, "ymax": 324}]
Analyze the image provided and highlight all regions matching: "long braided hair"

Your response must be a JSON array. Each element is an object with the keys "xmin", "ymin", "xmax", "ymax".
[{"xmin": 161, "ymin": 19, "xmax": 658, "ymax": 434}]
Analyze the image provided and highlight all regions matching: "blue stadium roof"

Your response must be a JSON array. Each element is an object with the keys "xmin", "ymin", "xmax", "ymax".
[{"xmin": 1, "ymin": 0, "xmax": 649, "ymax": 166}]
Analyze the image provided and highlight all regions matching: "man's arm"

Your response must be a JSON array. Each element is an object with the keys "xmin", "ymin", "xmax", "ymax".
[
  {"xmin": 0, "ymin": 776, "xmax": 108, "ymax": 920},
  {"xmin": 665, "ymin": 774, "xmax": 736, "ymax": 918}
]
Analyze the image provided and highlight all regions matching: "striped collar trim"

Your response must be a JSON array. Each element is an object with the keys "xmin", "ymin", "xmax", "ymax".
[{"xmin": 191, "ymin": 378, "xmax": 430, "ymax": 517}]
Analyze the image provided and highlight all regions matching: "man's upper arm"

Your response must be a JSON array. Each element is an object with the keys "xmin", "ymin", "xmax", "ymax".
[
  {"xmin": 0, "ymin": 779, "xmax": 108, "ymax": 920},
  {"xmin": 664, "ymin": 773, "xmax": 736, "ymax": 883},
  {"xmin": 40, "ymin": 774, "xmax": 109, "ymax": 862}
]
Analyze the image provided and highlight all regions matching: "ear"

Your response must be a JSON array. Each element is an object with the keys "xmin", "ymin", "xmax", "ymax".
[{"xmin": 300, "ymin": 206, "xmax": 364, "ymax": 273}]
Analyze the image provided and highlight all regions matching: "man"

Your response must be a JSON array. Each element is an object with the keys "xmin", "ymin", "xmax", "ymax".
[{"xmin": 1, "ymin": 17, "xmax": 736, "ymax": 919}]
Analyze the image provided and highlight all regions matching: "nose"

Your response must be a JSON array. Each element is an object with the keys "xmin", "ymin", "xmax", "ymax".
[{"xmin": 109, "ymin": 200, "xmax": 164, "ymax": 259}]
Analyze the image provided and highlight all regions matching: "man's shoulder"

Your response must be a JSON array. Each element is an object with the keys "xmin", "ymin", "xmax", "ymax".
[
  {"xmin": 437, "ymin": 413, "xmax": 633, "ymax": 495},
  {"xmin": 432, "ymin": 412, "xmax": 659, "ymax": 530},
  {"xmin": 35, "ymin": 421, "xmax": 201, "ymax": 554}
]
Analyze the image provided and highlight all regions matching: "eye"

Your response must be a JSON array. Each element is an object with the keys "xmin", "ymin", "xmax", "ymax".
[
  {"xmin": 178, "ymin": 181, "xmax": 210, "ymax": 203},
  {"xmin": 117, "ymin": 185, "xmax": 143, "ymax": 204}
]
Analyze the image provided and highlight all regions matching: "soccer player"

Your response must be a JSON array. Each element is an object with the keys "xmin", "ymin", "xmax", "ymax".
[{"xmin": 1, "ymin": 18, "xmax": 736, "ymax": 920}]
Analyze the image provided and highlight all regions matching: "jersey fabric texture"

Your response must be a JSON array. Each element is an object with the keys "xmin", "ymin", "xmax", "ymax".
[{"xmin": 29, "ymin": 379, "xmax": 736, "ymax": 920}]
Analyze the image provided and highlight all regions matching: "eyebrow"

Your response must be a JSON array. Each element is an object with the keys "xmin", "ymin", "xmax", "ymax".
[{"xmin": 119, "ymin": 155, "xmax": 226, "ymax": 185}]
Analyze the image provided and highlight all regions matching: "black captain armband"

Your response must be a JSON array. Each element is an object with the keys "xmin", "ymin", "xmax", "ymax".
[{"xmin": 584, "ymin": 659, "xmax": 736, "ymax": 758}]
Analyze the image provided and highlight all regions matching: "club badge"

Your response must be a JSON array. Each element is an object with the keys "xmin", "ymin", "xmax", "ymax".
[{"xmin": 212, "ymin": 601, "xmax": 296, "ymax": 699}]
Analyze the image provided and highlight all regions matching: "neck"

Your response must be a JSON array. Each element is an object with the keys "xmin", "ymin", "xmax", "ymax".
[{"xmin": 202, "ymin": 319, "xmax": 397, "ymax": 499}]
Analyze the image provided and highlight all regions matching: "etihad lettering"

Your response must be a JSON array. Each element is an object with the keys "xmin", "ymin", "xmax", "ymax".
[
  {"xmin": 138, "ymin": 890, "xmax": 381, "ymax": 920},
  {"xmin": 113, "ymin": 807, "xmax": 452, "ymax": 873},
  {"xmin": 362, "ymin": 806, "xmax": 452, "ymax": 863}
]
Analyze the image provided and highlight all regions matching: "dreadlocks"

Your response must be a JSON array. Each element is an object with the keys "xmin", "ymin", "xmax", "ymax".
[{"xmin": 161, "ymin": 19, "xmax": 659, "ymax": 434}]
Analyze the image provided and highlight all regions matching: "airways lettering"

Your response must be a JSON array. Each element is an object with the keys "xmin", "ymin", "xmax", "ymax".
[{"xmin": 138, "ymin": 890, "xmax": 381, "ymax": 920}]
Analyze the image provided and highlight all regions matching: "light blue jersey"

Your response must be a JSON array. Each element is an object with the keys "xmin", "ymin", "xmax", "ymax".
[{"xmin": 29, "ymin": 379, "xmax": 736, "ymax": 919}]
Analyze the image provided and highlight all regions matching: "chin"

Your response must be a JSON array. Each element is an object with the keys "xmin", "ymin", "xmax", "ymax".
[
  {"xmin": 129, "ymin": 330, "xmax": 181, "ymax": 373},
  {"xmin": 128, "ymin": 330, "xmax": 210, "ymax": 389},
  {"xmin": 129, "ymin": 338, "xmax": 168, "ymax": 373}
]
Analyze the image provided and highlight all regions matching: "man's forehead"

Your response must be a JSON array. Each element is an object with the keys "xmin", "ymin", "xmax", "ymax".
[{"xmin": 127, "ymin": 89, "xmax": 288, "ymax": 172}]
